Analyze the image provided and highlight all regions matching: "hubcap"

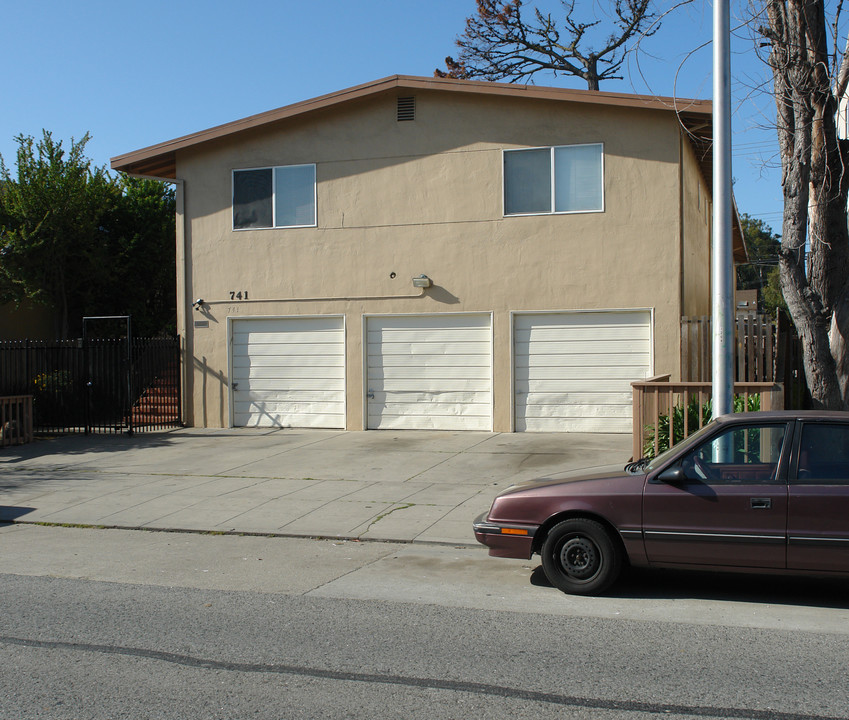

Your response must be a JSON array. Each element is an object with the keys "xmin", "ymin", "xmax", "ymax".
[{"xmin": 560, "ymin": 536, "xmax": 599, "ymax": 580}]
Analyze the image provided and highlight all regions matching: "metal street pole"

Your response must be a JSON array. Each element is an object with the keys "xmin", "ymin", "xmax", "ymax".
[{"xmin": 712, "ymin": 0, "xmax": 735, "ymax": 418}]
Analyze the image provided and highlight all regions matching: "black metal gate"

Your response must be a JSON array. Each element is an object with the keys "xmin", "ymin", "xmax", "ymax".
[{"xmin": 0, "ymin": 337, "xmax": 181, "ymax": 434}]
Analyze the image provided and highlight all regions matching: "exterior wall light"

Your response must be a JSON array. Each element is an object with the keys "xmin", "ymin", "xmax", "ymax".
[
  {"xmin": 412, "ymin": 275, "xmax": 432, "ymax": 288},
  {"xmin": 192, "ymin": 298, "xmax": 205, "ymax": 310}
]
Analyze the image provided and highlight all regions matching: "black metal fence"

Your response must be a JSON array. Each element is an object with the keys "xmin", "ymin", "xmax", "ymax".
[{"xmin": 0, "ymin": 337, "xmax": 181, "ymax": 434}]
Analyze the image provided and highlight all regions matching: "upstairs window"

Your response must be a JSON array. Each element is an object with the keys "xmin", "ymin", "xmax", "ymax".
[
  {"xmin": 504, "ymin": 144, "xmax": 603, "ymax": 216},
  {"xmin": 233, "ymin": 164, "xmax": 316, "ymax": 230}
]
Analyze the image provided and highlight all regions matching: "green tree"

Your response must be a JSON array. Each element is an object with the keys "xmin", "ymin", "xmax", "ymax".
[
  {"xmin": 762, "ymin": 265, "xmax": 787, "ymax": 318},
  {"xmin": 736, "ymin": 213, "xmax": 780, "ymax": 293},
  {"xmin": 0, "ymin": 131, "xmax": 176, "ymax": 338},
  {"xmin": 101, "ymin": 176, "xmax": 176, "ymax": 336},
  {"xmin": 736, "ymin": 213, "xmax": 786, "ymax": 316},
  {"xmin": 0, "ymin": 131, "xmax": 116, "ymax": 338}
]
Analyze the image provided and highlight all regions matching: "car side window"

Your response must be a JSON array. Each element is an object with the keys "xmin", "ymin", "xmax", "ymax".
[
  {"xmin": 682, "ymin": 424, "xmax": 787, "ymax": 484},
  {"xmin": 795, "ymin": 423, "xmax": 849, "ymax": 484}
]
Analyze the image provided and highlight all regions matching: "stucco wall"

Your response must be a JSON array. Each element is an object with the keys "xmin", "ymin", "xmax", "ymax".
[
  {"xmin": 176, "ymin": 90, "xmax": 689, "ymax": 430},
  {"xmin": 680, "ymin": 136, "xmax": 712, "ymax": 319}
]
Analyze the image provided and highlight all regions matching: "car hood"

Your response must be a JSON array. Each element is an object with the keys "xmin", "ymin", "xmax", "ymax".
[{"xmin": 498, "ymin": 469, "xmax": 643, "ymax": 497}]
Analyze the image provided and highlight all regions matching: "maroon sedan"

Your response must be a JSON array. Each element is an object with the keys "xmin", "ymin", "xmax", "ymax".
[{"xmin": 474, "ymin": 411, "xmax": 849, "ymax": 595}]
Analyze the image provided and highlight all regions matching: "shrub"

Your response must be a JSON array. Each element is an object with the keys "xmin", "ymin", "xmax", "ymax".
[{"xmin": 643, "ymin": 394, "xmax": 760, "ymax": 459}]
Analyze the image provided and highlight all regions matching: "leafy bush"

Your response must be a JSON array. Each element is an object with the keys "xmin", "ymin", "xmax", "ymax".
[{"xmin": 643, "ymin": 394, "xmax": 761, "ymax": 459}]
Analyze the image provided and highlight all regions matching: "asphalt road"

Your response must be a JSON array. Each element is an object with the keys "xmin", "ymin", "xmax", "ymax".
[{"xmin": 3, "ymin": 525, "xmax": 849, "ymax": 720}]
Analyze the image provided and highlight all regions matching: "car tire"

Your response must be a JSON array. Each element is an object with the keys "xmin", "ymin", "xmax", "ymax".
[{"xmin": 541, "ymin": 518, "xmax": 622, "ymax": 596}]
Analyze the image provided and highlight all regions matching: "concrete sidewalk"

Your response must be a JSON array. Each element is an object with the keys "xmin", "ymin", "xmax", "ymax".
[{"xmin": 0, "ymin": 429, "xmax": 632, "ymax": 546}]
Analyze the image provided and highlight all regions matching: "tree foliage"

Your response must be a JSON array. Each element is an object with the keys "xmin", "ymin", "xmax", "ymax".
[
  {"xmin": 758, "ymin": 0, "xmax": 849, "ymax": 409},
  {"xmin": 101, "ymin": 175, "xmax": 176, "ymax": 337},
  {"xmin": 736, "ymin": 213, "xmax": 786, "ymax": 315},
  {"xmin": 737, "ymin": 213, "xmax": 781, "ymax": 290},
  {"xmin": 0, "ymin": 131, "xmax": 175, "ymax": 339},
  {"xmin": 435, "ymin": 0, "xmax": 658, "ymax": 90}
]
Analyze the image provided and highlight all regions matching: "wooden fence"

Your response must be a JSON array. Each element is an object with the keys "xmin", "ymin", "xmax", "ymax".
[
  {"xmin": 0, "ymin": 395, "xmax": 34, "ymax": 447},
  {"xmin": 681, "ymin": 314, "xmax": 776, "ymax": 382},
  {"xmin": 631, "ymin": 376, "xmax": 783, "ymax": 461}
]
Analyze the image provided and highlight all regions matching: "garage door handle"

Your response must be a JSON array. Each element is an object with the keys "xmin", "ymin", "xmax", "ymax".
[
  {"xmin": 231, "ymin": 382, "xmax": 239, "ymax": 390},
  {"xmin": 367, "ymin": 389, "xmax": 374, "ymax": 399},
  {"xmin": 750, "ymin": 497, "xmax": 772, "ymax": 509}
]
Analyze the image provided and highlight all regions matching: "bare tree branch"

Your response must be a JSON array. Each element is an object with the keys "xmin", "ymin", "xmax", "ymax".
[{"xmin": 435, "ymin": 0, "xmax": 659, "ymax": 90}]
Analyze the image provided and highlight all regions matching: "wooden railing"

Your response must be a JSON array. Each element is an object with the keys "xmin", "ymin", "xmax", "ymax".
[
  {"xmin": 631, "ymin": 376, "xmax": 783, "ymax": 460},
  {"xmin": 0, "ymin": 395, "xmax": 34, "ymax": 447}
]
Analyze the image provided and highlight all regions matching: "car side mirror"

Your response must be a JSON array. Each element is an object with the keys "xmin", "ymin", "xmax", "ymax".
[{"xmin": 658, "ymin": 464, "xmax": 686, "ymax": 484}]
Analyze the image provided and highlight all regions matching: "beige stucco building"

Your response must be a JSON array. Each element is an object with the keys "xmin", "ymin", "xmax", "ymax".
[{"xmin": 112, "ymin": 75, "xmax": 743, "ymax": 433}]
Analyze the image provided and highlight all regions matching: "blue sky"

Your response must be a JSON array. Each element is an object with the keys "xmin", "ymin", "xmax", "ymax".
[{"xmin": 1, "ymin": 0, "xmax": 786, "ymax": 229}]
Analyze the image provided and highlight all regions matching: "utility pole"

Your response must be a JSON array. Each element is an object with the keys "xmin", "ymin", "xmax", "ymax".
[{"xmin": 712, "ymin": 0, "xmax": 735, "ymax": 418}]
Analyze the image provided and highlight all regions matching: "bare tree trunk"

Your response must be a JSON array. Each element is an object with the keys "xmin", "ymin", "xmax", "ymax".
[{"xmin": 765, "ymin": 0, "xmax": 849, "ymax": 409}]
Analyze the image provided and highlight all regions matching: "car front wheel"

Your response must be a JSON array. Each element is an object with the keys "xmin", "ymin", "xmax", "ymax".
[{"xmin": 541, "ymin": 518, "xmax": 622, "ymax": 596}]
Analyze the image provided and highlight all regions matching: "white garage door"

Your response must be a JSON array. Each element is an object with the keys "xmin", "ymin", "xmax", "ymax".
[
  {"xmin": 230, "ymin": 317, "xmax": 345, "ymax": 428},
  {"xmin": 367, "ymin": 314, "xmax": 492, "ymax": 431},
  {"xmin": 514, "ymin": 311, "xmax": 652, "ymax": 433}
]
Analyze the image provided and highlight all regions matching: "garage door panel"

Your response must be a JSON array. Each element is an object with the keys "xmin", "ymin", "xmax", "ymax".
[
  {"xmin": 367, "ymin": 315, "xmax": 492, "ymax": 431},
  {"xmin": 235, "ymin": 400, "xmax": 344, "ymax": 415},
  {"xmin": 236, "ymin": 412, "xmax": 345, "ymax": 429},
  {"xmin": 370, "ymin": 365, "xmax": 489, "ymax": 380},
  {"xmin": 368, "ymin": 390, "xmax": 490, "ymax": 404},
  {"xmin": 236, "ymin": 377, "xmax": 345, "ymax": 393},
  {"xmin": 233, "ymin": 354, "xmax": 343, "ymax": 369},
  {"xmin": 517, "ymin": 417, "xmax": 626, "ymax": 433},
  {"xmin": 233, "ymin": 328, "xmax": 342, "ymax": 343},
  {"xmin": 521, "ymin": 391, "xmax": 632, "ymax": 406},
  {"xmin": 370, "ymin": 315, "xmax": 488, "ymax": 331},
  {"xmin": 516, "ymin": 312, "xmax": 643, "ymax": 328},
  {"xmin": 234, "ymin": 366, "xmax": 346, "ymax": 380},
  {"xmin": 371, "ymin": 341, "xmax": 491, "ymax": 356},
  {"xmin": 231, "ymin": 317, "xmax": 345, "ymax": 429},
  {"xmin": 516, "ymin": 353, "xmax": 650, "ymax": 368},
  {"xmin": 231, "ymin": 318, "xmax": 331, "ymax": 334},
  {"xmin": 369, "ymin": 415, "xmax": 490, "ymax": 431},
  {"xmin": 234, "ymin": 379, "xmax": 344, "ymax": 392},
  {"xmin": 515, "ymin": 311, "xmax": 651, "ymax": 433},
  {"xmin": 522, "ymin": 366, "xmax": 653, "ymax": 381},
  {"xmin": 233, "ymin": 342, "xmax": 343, "ymax": 357},
  {"xmin": 369, "ymin": 401, "xmax": 491, "ymax": 417},
  {"xmin": 370, "ymin": 354, "xmax": 489, "ymax": 368},
  {"xmin": 522, "ymin": 403, "xmax": 633, "ymax": 419},
  {"xmin": 515, "ymin": 327, "xmax": 651, "ymax": 343},
  {"xmin": 369, "ymin": 378, "xmax": 491, "ymax": 393},
  {"xmin": 368, "ymin": 327, "xmax": 491, "ymax": 343},
  {"xmin": 514, "ymin": 339, "xmax": 650, "ymax": 355},
  {"xmin": 518, "ymin": 378, "xmax": 637, "ymax": 393},
  {"xmin": 234, "ymin": 389, "xmax": 343, "ymax": 404}
]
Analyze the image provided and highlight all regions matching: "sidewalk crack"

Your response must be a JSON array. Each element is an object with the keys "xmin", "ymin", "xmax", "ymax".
[{"xmin": 361, "ymin": 503, "xmax": 415, "ymax": 535}]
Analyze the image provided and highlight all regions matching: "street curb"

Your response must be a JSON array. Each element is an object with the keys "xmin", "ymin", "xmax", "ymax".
[{"xmin": 0, "ymin": 519, "xmax": 482, "ymax": 549}]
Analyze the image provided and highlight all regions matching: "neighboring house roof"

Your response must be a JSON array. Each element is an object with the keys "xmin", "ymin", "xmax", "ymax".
[{"xmin": 110, "ymin": 74, "xmax": 745, "ymax": 261}]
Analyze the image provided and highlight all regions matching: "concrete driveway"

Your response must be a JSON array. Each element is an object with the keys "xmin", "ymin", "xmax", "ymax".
[{"xmin": 0, "ymin": 428, "xmax": 632, "ymax": 546}]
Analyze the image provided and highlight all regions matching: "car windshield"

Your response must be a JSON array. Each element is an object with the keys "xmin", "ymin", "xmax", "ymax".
[{"xmin": 642, "ymin": 420, "xmax": 719, "ymax": 472}]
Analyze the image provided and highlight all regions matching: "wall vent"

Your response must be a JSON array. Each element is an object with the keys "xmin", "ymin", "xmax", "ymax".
[{"xmin": 396, "ymin": 96, "xmax": 416, "ymax": 122}]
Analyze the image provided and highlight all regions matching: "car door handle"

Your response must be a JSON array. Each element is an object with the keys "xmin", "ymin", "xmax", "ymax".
[{"xmin": 750, "ymin": 497, "xmax": 772, "ymax": 509}]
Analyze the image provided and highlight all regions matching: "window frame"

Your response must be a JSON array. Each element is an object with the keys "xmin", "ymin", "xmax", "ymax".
[
  {"xmin": 502, "ymin": 142, "xmax": 604, "ymax": 217},
  {"xmin": 232, "ymin": 163, "xmax": 317, "ymax": 231},
  {"xmin": 679, "ymin": 422, "xmax": 791, "ymax": 486},
  {"xmin": 792, "ymin": 421, "xmax": 849, "ymax": 485}
]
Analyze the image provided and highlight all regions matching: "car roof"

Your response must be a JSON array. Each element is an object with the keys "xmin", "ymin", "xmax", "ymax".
[{"xmin": 714, "ymin": 410, "xmax": 849, "ymax": 423}]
